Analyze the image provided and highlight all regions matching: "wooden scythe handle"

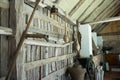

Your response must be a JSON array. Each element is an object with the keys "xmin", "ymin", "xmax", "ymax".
[{"xmin": 5, "ymin": 0, "xmax": 41, "ymax": 80}]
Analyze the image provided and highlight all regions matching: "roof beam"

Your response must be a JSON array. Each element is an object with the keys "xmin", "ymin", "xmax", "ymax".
[
  {"xmin": 78, "ymin": 0, "xmax": 105, "ymax": 21},
  {"xmin": 68, "ymin": 0, "xmax": 85, "ymax": 16},
  {"xmin": 93, "ymin": 23, "xmax": 109, "ymax": 32},
  {"xmin": 98, "ymin": 32, "xmax": 120, "ymax": 36},
  {"xmin": 92, "ymin": 7, "xmax": 120, "ymax": 32},
  {"xmin": 77, "ymin": 0, "xmax": 96, "ymax": 20},
  {"xmin": 85, "ymin": 16, "xmax": 120, "ymax": 25},
  {"xmin": 91, "ymin": 1, "xmax": 120, "ymax": 28},
  {"xmin": 25, "ymin": 0, "xmax": 76, "ymax": 24},
  {"xmin": 83, "ymin": 0, "xmax": 115, "ymax": 22},
  {"xmin": 0, "ymin": 0, "xmax": 9, "ymax": 8}
]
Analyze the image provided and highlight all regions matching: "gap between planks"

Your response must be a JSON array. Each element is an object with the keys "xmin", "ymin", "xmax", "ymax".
[{"xmin": 24, "ymin": 53, "xmax": 76, "ymax": 71}]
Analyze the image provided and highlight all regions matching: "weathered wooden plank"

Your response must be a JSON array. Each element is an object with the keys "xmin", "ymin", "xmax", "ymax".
[
  {"xmin": 35, "ymin": 46, "xmax": 40, "ymax": 80},
  {"xmin": 0, "ymin": 0, "xmax": 9, "ymax": 8},
  {"xmin": 83, "ymin": 0, "xmax": 114, "ymax": 22},
  {"xmin": 92, "ymin": 1, "xmax": 120, "ymax": 29},
  {"xmin": 26, "ymin": 45, "xmax": 31, "ymax": 80},
  {"xmin": 69, "ymin": 0, "xmax": 85, "ymax": 16},
  {"xmin": 0, "ymin": 26, "xmax": 12, "ymax": 35},
  {"xmin": 24, "ymin": 39, "xmax": 73, "ymax": 48},
  {"xmin": 0, "ymin": 36, "xmax": 8, "ymax": 77},
  {"xmin": 41, "ymin": 64, "xmax": 73, "ymax": 80},
  {"xmin": 24, "ymin": 53, "xmax": 76, "ymax": 71},
  {"xmin": 77, "ymin": 0, "xmax": 104, "ymax": 21},
  {"xmin": 0, "ymin": 7, "xmax": 9, "ymax": 78},
  {"xmin": 85, "ymin": 16, "xmax": 120, "ymax": 25},
  {"xmin": 77, "ymin": 0, "xmax": 96, "ymax": 21},
  {"xmin": 98, "ymin": 32, "xmax": 120, "ymax": 36},
  {"xmin": 24, "ymin": 4, "xmax": 73, "ymax": 32}
]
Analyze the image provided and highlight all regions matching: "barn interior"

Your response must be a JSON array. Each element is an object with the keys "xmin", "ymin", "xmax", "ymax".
[{"xmin": 0, "ymin": 0, "xmax": 120, "ymax": 80}]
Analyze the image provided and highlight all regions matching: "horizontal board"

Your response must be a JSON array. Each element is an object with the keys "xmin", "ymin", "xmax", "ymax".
[
  {"xmin": 24, "ymin": 53, "xmax": 76, "ymax": 71},
  {"xmin": 28, "ymin": 28, "xmax": 64, "ymax": 38},
  {"xmin": 0, "ymin": 0, "xmax": 9, "ymax": 8},
  {"xmin": 42, "ymin": 64, "xmax": 73, "ymax": 80},
  {"xmin": 24, "ymin": 39, "xmax": 74, "ymax": 47},
  {"xmin": 0, "ymin": 26, "xmax": 12, "ymax": 35}
]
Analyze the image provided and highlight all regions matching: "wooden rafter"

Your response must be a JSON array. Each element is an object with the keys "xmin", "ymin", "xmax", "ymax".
[
  {"xmin": 92, "ymin": 1, "xmax": 120, "ymax": 28},
  {"xmin": 86, "ymin": 16, "xmax": 120, "ymax": 25},
  {"xmin": 91, "ymin": 6, "xmax": 120, "ymax": 31},
  {"xmin": 24, "ymin": 39, "xmax": 74, "ymax": 48},
  {"xmin": 98, "ymin": 32, "xmax": 120, "ymax": 36},
  {"xmin": 92, "ymin": 0, "xmax": 117, "ymax": 22},
  {"xmin": 77, "ymin": 0, "xmax": 95, "ymax": 21},
  {"xmin": 68, "ymin": 0, "xmax": 85, "ymax": 16},
  {"xmin": 78, "ymin": 0, "xmax": 105, "ymax": 21},
  {"xmin": 84, "ymin": 0, "xmax": 115, "ymax": 22},
  {"xmin": 92, "ymin": 11, "xmax": 120, "ymax": 32},
  {"xmin": 93, "ymin": 23, "xmax": 109, "ymax": 32}
]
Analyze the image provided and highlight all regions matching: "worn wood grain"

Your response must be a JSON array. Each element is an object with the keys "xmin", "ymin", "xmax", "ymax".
[
  {"xmin": 0, "ymin": 26, "xmax": 12, "ymax": 35},
  {"xmin": 24, "ymin": 39, "xmax": 73, "ymax": 48},
  {"xmin": 24, "ymin": 53, "xmax": 76, "ymax": 71},
  {"xmin": 41, "ymin": 64, "xmax": 73, "ymax": 80},
  {"xmin": 0, "ymin": 0, "xmax": 9, "ymax": 8}
]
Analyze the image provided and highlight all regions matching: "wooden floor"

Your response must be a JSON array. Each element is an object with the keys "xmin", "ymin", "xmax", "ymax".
[{"xmin": 104, "ymin": 71, "xmax": 120, "ymax": 80}]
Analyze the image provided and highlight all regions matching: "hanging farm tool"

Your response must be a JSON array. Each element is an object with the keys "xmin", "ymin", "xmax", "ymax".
[
  {"xmin": 5, "ymin": 0, "xmax": 41, "ymax": 80},
  {"xmin": 63, "ymin": 12, "xmax": 69, "ymax": 43}
]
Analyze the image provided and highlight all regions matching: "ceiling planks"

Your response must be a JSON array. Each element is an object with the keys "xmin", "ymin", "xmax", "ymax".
[
  {"xmin": 77, "ymin": 0, "xmax": 105, "ymax": 22},
  {"xmin": 58, "ymin": 0, "xmax": 79, "ymax": 14},
  {"xmin": 91, "ymin": 2, "xmax": 120, "ymax": 30},
  {"xmin": 71, "ymin": 0, "xmax": 95, "ymax": 20},
  {"xmin": 84, "ymin": 0, "xmax": 114, "ymax": 23},
  {"xmin": 68, "ymin": 0, "xmax": 86, "ymax": 16},
  {"xmin": 76, "ymin": 0, "xmax": 96, "ymax": 21}
]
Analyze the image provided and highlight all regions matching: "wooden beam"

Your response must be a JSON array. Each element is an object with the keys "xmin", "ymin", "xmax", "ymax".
[
  {"xmin": 0, "ymin": 26, "xmax": 12, "ymax": 35},
  {"xmin": 42, "ymin": 64, "xmax": 73, "ymax": 80},
  {"xmin": 25, "ymin": 0, "xmax": 76, "ymax": 25},
  {"xmin": 24, "ymin": 2, "xmax": 73, "ymax": 32},
  {"xmin": 24, "ymin": 53, "xmax": 75, "ymax": 71},
  {"xmin": 28, "ymin": 13, "xmax": 73, "ymax": 32},
  {"xmin": 83, "ymin": 16, "xmax": 120, "ymax": 25},
  {"xmin": 94, "ymin": 1, "xmax": 119, "ymax": 21},
  {"xmin": 91, "ymin": 1, "xmax": 120, "ymax": 28},
  {"xmin": 68, "ymin": 0, "xmax": 85, "ymax": 16},
  {"xmin": 92, "ymin": 3, "xmax": 120, "ymax": 32},
  {"xmin": 0, "ymin": 0, "xmax": 9, "ymax": 8},
  {"xmin": 77, "ymin": 0, "xmax": 105, "ymax": 21},
  {"xmin": 83, "ymin": 0, "xmax": 115, "ymax": 22},
  {"xmin": 98, "ymin": 32, "xmax": 120, "ymax": 36},
  {"xmin": 28, "ymin": 28, "xmax": 64, "ymax": 39},
  {"xmin": 24, "ymin": 39, "xmax": 74, "ymax": 47},
  {"xmin": 77, "ymin": 0, "xmax": 96, "ymax": 21},
  {"xmin": 92, "ymin": 23, "xmax": 109, "ymax": 32}
]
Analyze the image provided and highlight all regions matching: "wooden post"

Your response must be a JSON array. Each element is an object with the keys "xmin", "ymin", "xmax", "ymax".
[
  {"xmin": 0, "ymin": 7, "xmax": 9, "ymax": 77},
  {"xmin": 5, "ymin": 0, "xmax": 41, "ymax": 80}
]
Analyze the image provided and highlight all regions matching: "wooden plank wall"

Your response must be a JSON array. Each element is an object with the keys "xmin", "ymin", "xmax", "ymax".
[
  {"xmin": 0, "ymin": 0, "xmax": 75, "ymax": 79},
  {"xmin": 0, "ymin": 7, "xmax": 9, "ymax": 78},
  {"xmin": 15, "ymin": 2, "xmax": 75, "ymax": 80}
]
